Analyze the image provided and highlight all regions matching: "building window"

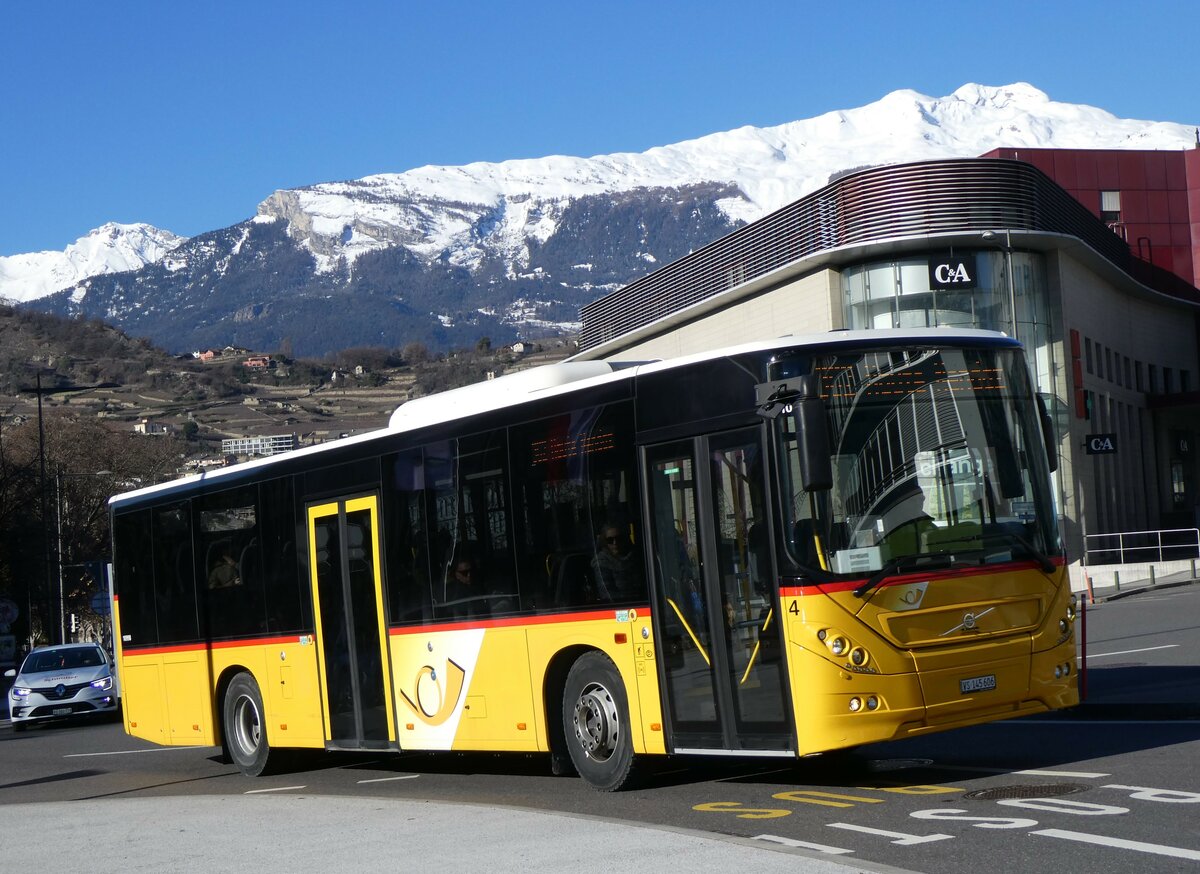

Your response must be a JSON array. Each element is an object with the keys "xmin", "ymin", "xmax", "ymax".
[
  {"xmin": 1149, "ymin": 364, "xmax": 1158, "ymax": 394},
  {"xmin": 1171, "ymin": 462, "xmax": 1186, "ymax": 507},
  {"xmin": 1100, "ymin": 190, "xmax": 1121, "ymax": 223},
  {"xmin": 1105, "ymin": 347, "xmax": 1113, "ymax": 383},
  {"xmin": 1182, "ymin": 371, "xmax": 1191, "ymax": 393},
  {"xmin": 1085, "ymin": 338, "xmax": 1094, "ymax": 375},
  {"xmin": 1123, "ymin": 356, "xmax": 1131, "ymax": 389},
  {"xmin": 1135, "ymin": 360, "xmax": 1143, "ymax": 392},
  {"xmin": 1164, "ymin": 367, "xmax": 1174, "ymax": 394}
]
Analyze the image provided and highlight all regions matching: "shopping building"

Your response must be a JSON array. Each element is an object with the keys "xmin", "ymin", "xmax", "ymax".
[{"xmin": 574, "ymin": 148, "xmax": 1200, "ymax": 567}]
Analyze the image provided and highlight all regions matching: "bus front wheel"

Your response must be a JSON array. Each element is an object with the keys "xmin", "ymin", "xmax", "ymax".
[
  {"xmin": 562, "ymin": 652, "xmax": 637, "ymax": 791},
  {"xmin": 223, "ymin": 672, "xmax": 273, "ymax": 776}
]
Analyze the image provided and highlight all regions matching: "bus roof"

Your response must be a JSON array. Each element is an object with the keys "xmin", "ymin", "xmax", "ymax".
[{"xmin": 109, "ymin": 327, "xmax": 1017, "ymax": 510}]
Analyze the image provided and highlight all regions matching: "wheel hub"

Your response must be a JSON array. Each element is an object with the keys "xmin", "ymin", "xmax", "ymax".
[
  {"xmin": 573, "ymin": 682, "xmax": 618, "ymax": 762},
  {"xmin": 234, "ymin": 695, "xmax": 262, "ymax": 753}
]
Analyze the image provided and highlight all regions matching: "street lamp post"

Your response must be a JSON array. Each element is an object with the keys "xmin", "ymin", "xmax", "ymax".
[{"xmin": 982, "ymin": 229, "xmax": 1018, "ymax": 342}]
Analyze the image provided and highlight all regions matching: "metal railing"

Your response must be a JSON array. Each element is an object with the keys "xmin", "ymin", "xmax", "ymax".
[{"xmin": 1085, "ymin": 528, "xmax": 1200, "ymax": 565}]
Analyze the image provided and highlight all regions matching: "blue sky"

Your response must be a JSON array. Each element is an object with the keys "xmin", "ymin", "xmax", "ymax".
[{"xmin": 2, "ymin": 0, "xmax": 1197, "ymax": 256}]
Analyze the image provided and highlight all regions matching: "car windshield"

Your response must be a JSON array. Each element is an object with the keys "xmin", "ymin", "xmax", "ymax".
[
  {"xmin": 23, "ymin": 647, "xmax": 105, "ymax": 673},
  {"xmin": 776, "ymin": 344, "xmax": 1061, "ymax": 578}
]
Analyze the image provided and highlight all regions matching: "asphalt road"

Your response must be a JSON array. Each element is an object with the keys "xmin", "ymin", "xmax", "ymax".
[{"xmin": 2, "ymin": 582, "xmax": 1198, "ymax": 874}]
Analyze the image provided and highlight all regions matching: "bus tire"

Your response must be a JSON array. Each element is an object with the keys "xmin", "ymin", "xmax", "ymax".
[
  {"xmin": 562, "ymin": 652, "xmax": 637, "ymax": 791},
  {"xmin": 223, "ymin": 672, "xmax": 273, "ymax": 776}
]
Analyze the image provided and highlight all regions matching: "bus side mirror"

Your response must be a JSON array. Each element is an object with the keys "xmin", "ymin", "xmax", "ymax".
[
  {"xmin": 796, "ymin": 374, "xmax": 833, "ymax": 492},
  {"xmin": 1036, "ymin": 394, "xmax": 1058, "ymax": 473}
]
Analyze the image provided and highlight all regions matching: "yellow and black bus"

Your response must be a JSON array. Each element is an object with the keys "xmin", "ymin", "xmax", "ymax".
[{"xmin": 109, "ymin": 329, "xmax": 1078, "ymax": 790}]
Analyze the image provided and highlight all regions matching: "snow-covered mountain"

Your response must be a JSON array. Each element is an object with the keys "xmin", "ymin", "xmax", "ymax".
[
  {"xmin": 256, "ymin": 83, "xmax": 1195, "ymax": 276},
  {"xmin": 0, "ymin": 223, "xmax": 185, "ymax": 304},
  {"xmin": 17, "ymin": 83, "xmax": 1199, "ymax": 356}
]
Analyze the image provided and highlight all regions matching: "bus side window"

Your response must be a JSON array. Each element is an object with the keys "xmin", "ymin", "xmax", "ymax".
[{"xmin": 383, "ymin": 448, "xmax": 434, "ymax": 625}]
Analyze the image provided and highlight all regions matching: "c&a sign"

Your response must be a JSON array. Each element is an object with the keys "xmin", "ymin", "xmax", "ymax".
[
  {"xmin": 928, "ymin": 254, "xmax": 976, "ymax": 289},
  {"xmin": 1085, "ymin": 433, "xmax": 1118, "ymax": 455}
]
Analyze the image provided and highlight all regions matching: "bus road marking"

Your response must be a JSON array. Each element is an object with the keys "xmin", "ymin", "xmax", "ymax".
[
  {"xmin": 1017, "ymin": 769, "xmax": 1111, "ymax": 779},
  {"xmin": 64, "ymin": 746, "xmax": 211, "ymax": 758},
  {"xmin": 772, "ymin": 790, "xmax": 885, "ymax": 808},
  {"xmin": 1033, "ymin": 828, "xmax": 1200, "ymax": 860},
  {"xmin": 828, "ymin": 822, "xmax": 953, "ymax": 845},
  {"xmin": 357, "ymin": 774, "xmax": 420, "ymax": 784},
  {"xmin": 1086, "ymin": 644, "xmax": 1180, "ymax": 659},
  {"xmin": 753, "ymin": 834, "xmax": 854, "ymax": 854},
  {"xmin": 244, "ymin": 785, "xmax": 307, "ymax": 794}
]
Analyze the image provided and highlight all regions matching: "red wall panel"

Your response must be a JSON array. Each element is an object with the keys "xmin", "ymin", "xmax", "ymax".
[{"xmin": 1118, "ymin": 152, "xmax": 1148, "ymax": 189}]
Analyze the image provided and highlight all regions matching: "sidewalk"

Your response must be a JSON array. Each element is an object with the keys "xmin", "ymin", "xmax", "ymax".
[
  {"xmin": 1078, "ymin": 566, "xmax": 1200, "ymax": 603},
  {"xmin": 0, "ymin": 794, "xmax": 914, "ymax": 874}
]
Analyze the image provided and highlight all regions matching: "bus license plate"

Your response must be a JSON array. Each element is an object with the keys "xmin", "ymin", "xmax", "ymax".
[{"xmin": 960, "ymin": 674, "xmax": 996, "ymax": 694}]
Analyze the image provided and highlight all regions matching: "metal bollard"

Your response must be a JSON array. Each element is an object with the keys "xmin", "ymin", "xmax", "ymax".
[
  {"xmin": 1150, "ymin": 566, "xmax": 1156, "ymax": 586},
  {"xmin": 1114, "ymin": 570, "xmax": 1120, "ymax": 591}
]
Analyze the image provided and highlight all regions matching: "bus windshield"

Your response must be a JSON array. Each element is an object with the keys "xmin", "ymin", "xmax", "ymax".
[{"xmin": 775, "ymin": 344, "xmax": 1061, "ymax": 581}]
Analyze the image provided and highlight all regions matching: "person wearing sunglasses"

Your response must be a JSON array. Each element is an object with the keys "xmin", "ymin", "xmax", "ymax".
[{"xmin": 591, "ymin": 523, "xmax": 643, "ymax": 602}]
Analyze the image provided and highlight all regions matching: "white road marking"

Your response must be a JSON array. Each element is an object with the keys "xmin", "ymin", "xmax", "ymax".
[
  {"xmin": 931, "ymin": 764, "xmax": 1109, "ymax": 777},
  {"xmin": 1085, "ymin": 644, "xmax": 1180, "ymax": 658},
  {"xmin": 357, "ymin": 774, "xmax": 420, "ymax": 784},
  {"xmin": 64, "ymin": 746, "xmax": 210, "ymax": 758},
  {"xmin": 244, "ymin": 785, "xmax": 307, "ymax": 794},
  {"xmin": 828, "ymin": 822, "xmax": 954, "ymax": 845},
  {"xmin": 1033, "ymin": 828, "xmax": 1200, "ymax": 860},
  {"xmin": 753, "ymin": 834, "xmax": 854, "ymax": 854}
]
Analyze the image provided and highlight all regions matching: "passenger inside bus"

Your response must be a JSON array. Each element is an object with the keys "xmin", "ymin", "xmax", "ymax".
[
  {"xmin": 591, "ymin": 523, "xmax": 643, "ymax": 601},
  {"xmin": 207, "ymin": 550, "xmax": 242, "ymax": 589}
]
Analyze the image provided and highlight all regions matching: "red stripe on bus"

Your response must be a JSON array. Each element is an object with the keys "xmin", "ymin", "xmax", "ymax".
[
  {"xmin": 390, "ymin": 607, "xmax": 651, "ymax": 636},
  {"xmin": 121, "ymin": 635, "xmax": 306, "ymax": 656},
  {"xmin": 778, "ymin": 557, "xmax": 1065, "ymax": 597},
  {"xmin": 118, "ymin": 609, "xmax": 653, "ymax": 655}
]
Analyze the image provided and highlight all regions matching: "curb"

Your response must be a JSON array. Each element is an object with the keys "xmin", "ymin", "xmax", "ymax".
[{"xmin": 1086, "ymin": 576, "xmax": 1199, "ymax": 603}]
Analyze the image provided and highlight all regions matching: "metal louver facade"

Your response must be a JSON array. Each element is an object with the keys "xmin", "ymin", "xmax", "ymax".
[{"xmin": 578, "ymin": 158, "xmax": 1135, "ymax": 351}]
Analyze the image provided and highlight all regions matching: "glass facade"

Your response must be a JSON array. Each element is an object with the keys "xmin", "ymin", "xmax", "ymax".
[{"xmin": 843, "ymin": 250, "xmax": 1056, "ymax": 406}]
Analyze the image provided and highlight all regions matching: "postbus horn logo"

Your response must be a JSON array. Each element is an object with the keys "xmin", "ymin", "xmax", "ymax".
[{"xmin": 399, "ymin": 658, "xmax": 467, "ymax": 725}]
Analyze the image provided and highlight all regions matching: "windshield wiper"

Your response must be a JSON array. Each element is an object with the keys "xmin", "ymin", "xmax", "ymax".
[{"xmin": 853, "ymin": 554, "xmax": 972, "ymax": 598}]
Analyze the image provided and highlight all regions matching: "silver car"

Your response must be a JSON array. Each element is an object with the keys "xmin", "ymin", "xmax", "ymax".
[{"xmin": 5, "ymin": 643, "xmax": 120, "ymax": 731}]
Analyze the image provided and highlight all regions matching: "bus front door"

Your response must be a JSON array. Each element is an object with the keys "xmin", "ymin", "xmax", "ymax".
[
  {"xmin": 306, "ymin": 497, "xmax": 397, "ymax": 751},
  {"xmin": 645, "ymin": 428, "xmax": 793, "ymax": 754}
]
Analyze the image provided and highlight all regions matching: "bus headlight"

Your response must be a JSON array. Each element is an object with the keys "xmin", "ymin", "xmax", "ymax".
[
  {"xmin": 830, "ymin": 637, "xmax": 849, "ymax": 657},
  {"xmin": 849, "ymin": 647, "xmax": 868, "ymax": 667},
  {"xmin": 849, "ymin": 697, "xmax": 862, "ymax": 712}
]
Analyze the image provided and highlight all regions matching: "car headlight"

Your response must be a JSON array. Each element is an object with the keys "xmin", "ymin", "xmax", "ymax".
[
  {"xmin": 90, "ymin": 676, "xmax": 114, "ymax": 692},
  {"xmin": 12, "ymin": 686, "xmax": 31, "ymax": 698}
]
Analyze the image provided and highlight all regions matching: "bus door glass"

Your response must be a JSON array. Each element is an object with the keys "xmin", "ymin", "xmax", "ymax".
[
  {"xmin": 307, "ymin": 497, "xmax": 396, "ymax": 750},
  {"xmin": 645, "ymin": 427, "xmax": 792, "ymax": 753}
]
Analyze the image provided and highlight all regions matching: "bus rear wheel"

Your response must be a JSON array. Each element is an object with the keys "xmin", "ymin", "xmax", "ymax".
[
  {"xmin": 562, "ymin": 652, "xmax": 637, "ymax": 791},
  {"xmin": 223, "ymin": 672, "xmax": 274, "ymax": 776}
]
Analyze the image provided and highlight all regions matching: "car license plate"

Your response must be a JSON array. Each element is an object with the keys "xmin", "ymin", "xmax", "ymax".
[{"xmin": 960, "ymin": 674, "xmax": 996, "ymax": 694}]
